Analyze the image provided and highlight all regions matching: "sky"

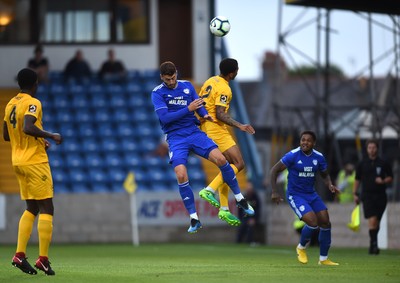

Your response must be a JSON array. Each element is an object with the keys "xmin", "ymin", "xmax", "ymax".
[{"xmin": 216, "ymin": 0, "xmax": 396, "ymax": 81}]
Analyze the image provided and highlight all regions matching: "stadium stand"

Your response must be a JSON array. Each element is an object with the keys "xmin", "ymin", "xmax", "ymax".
[{"xmin": 41, "ymin": 71, "xmax": 206, "ymax": 193}]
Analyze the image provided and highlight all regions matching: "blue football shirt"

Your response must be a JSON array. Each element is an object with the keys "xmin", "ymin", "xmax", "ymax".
[
  {"xmin": 152, "ymin": 80, "xmax": 206, "ymax": 137},
  {"xmin": 281, "ymin": 147, "xmax": 327, "ymax": 194}
]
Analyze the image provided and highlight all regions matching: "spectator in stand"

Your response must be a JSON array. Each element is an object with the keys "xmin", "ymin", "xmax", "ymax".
[
  {"xmin": 98, "ymin": 49, "xmax": 127, "ymax": 84},
  {"xmin": 63, "ymin": 49, "xmax": 92, "ymax": 85},
  {"xmin": 27, "ymin": 45, "xmax": 49, "ymax": 84}
]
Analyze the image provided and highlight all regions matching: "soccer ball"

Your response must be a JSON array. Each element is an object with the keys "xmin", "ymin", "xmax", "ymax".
[{"xmin": 209, "ymin": 16, "xmax": 230, "ymax": 37}]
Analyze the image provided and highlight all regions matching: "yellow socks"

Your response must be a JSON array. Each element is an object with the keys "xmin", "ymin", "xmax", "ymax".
[
  {"xmin": 16, "ymin": 210, "xmax": 35, "ymax": 254},
  {"xmin": 38, "ymin": 214, "xmax": 53, "ymax": 258}
]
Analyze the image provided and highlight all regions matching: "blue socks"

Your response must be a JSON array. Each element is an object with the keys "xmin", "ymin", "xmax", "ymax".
[
  {"xmin": 178, "ymin": 181, "xmax": 196, "ymax": 214},
  {"xmin": 300, "ymin": 224, "xmax": 318, "ymax": 247},
  {"xmin": 219, "ymin": 162, "xmax": 240, "ymax": 194},
  {"xmin": 319, "ymin": 227, "xmax": 332, "ymax": 257}
]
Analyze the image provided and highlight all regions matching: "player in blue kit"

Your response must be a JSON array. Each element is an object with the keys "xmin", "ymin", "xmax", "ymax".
[
  {"xmin": 151, "ymin": 61, "xmax": 253, "ymax": 233},
  {"xmin": 269, "ymin": 131, "xmax": 340, "ymax": 265}
]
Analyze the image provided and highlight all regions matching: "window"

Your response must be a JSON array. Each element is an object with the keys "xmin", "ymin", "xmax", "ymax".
[{"xmin": 0, "ymin": 0, "xmax": 150, "ymax": 44}]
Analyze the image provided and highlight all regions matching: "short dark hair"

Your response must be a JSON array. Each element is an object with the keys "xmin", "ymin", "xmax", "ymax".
[
  {"xmin": 300, "ymin": 130, "xmax": 317, "ymax": 142},
  {"xmin": 17, "ymin": 68, "xmax": 38, "ymax": 89},
  {"xmin": 219, "ymin": 58, "xmax": 238, "ymax": 76},
  {"xmin": 365, "ymin": 138, "xmax": 379, "ymax": 148},
  {"xmin": 160, "ymin": 61, "xmax": 177, "ymax": 76}
]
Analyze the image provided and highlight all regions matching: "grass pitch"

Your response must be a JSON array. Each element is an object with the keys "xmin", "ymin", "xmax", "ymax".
[{"xmin": 0, "ymin": 243, "xmax": 399, "ymax": 283}]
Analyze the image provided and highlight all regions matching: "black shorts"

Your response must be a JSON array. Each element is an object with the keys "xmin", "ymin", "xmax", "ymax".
[{"xmin": 362, "ymin": 193, "xmax": 387, "ymax": 220}]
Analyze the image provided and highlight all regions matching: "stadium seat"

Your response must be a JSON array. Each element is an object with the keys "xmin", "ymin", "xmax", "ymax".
[
  {"xmin": 79, "ymin": 122, "xmax": 96, "ymax": 138},
  {"xmin": 139, "ymin": 137, "xmax": 158, "ymax": 153},
  {"xmin": 44, "ymin": 121, "xmax": 57, "ymax": 133},
  {"xmin": 144, "ymin": 156, "xmax": 169, "ymax": 168},
  {"xmin": 88, "ymin": 83, "xmax": 106, "ymax": 96},
  {"xmin": 69, "ymin": 84, "xmax": 87, "ymax": 97},
  {"xmin": 66, "ymin": 153, "xmax": 85, "ymax": 168},
  {"xmin": 36, "ymin": 84, "xmax": 49, "ymax": 98},
  {"xmin": 125, "ymin": 82, "xmax": 144, "ymax": 96},
  {"xmin": 75, "ymin": 110, "xmax": 92, "ymax": 123},
  {"xmin": 48, "ymin": 71, "xmax": 64, "ymax": 84},
  {"xmin": 89, "ymin": 168, "xmax": 109, "ymax": 183},
  {"xmin": 162, "ymin": 168, "xmax": 176, "ymax": 182},
  {"xmin": 90, "ymin": 92, "xmax": 108, "ymax": 108},
  {"xmin": 123, "ymin": 153, "xmax": 142, "ymax": 169},
  {"xmin": 54, "ymin": 183, "xmax": 71, "ymax": 194},
  {"xmin": 132, "ymin": 108, "xmax": 148, "ymax": 123},
  {"xmin": 189, "ymin": 170, "xmax": 206, "ymax": 184},
  {"xmin": 70, "ymin": 183, "xmax": 91, "ymax": 193},
  {"xmin": 49, "ymin": 83, "xmax": 68, "ymax": 98},
  {"xmin": 126, "ymin": 70, "xmax": 141, "ymax": 80},
  {"xmin": 57, "ymin": 109, "xmax": 75, "ymax": 123},
  {"xmin": 120, "ymin": 139, "xmax": 139, "ymax": 153},
  {"xmin": 101, "ymin": 137, "xmax": 119, "ymax": 152},
  {"xmin": 113, "ymin": 109, "xmax": 131, "ymax": 123},
  {"xmin": 94, "ymin": 108, "xmax": 111, "ymax": 122},
  {"xmin": 117, "ymin": 122, "xmax": 136, "ymax": 137},
  {"xmin": 149, "ymin": 182, "xmax": 172, "ymax": 191},
  {"xmin": 82, "ymin": 137, "xmax": 101, "ymax": 152},
  {"xmin": 61, "ymin": 138, "xmax": 81, "ymax": 152},
  {"xmin": 131, "ymin": 169, "xmax": 150, "ymax": 190},
  {"xmin": 110, "ymin": 183, "xmax": 125, "ymax": 193},
  {"xmin": 42, "ymin": 109, "xmax": 55, "ymax": 124},
  {"xmin": 149, "ymin": 168, "xmax": 166, "ymax": 183},
  {"xmin": 187, "ymin": 155, "xmax": 202, "ymax": 167},
  {"xmin": 135, "ymin": 124, "xmax": 155, "ymax": 139},
  {"xmin": 69, "ymin": 169, "xmax": 88, "ymax": 184},
  {"xmin": 72, "ymin": 94, "xmax": 90, "ymax": 109},
  {"xmin": 108, "ymin": 167, "xmax": 127, "ymax": 184},
  {"xmin": 108, "ymin": 85, "xmax": 126, "ymax": 103},
  {"xmin": 59, "ymin": 123, "xmax": 76, "ymax": 138},
  {"xmin": 84, "ymin": 153, "xmax": 104, "ymax": 168},
  {"xmin": 53, "ymin": 96, "xmax": 70, "ymax": 109},
  {"xmin": 127, "ymin": 95, "xmax": 146, "ymax": 108},
  {"xmin": 48, "ymin": 152, "xmax": 64, "ymax": 168},
  {"xmin": 102, "ymin": 122, "xmax": 115, "ymax": 137},
  {"xmin": 51, "ymin": 168, "xmax": 68, "ymax": 183},
  {"xmin": 104, "ymin": 153, "xmax": 123, "ymax": 167}
]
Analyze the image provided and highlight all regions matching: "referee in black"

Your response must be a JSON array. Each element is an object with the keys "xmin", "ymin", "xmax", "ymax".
[{"xmin": 353, "ymin": 139, "xmax": 393, "ymax": 255}]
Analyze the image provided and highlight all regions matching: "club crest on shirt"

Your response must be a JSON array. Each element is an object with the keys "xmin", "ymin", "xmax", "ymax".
[
  {"xmin": 313, "ymin": 160, "xmax": 318, "ymax": 165},
  {"xmin": 183, "ymin": 88, "xmax": 190, "ymax": 94},
  {"xmin": 299, "ymin": 205, "xmax": 305, "ymax": 212},
  {"xmin": 219, "ymin": 95, "xmax": 227, "ymax": 104},
  {"xmin": 29, "ymin": 105, "xmax": 37, "ymax": 113}
]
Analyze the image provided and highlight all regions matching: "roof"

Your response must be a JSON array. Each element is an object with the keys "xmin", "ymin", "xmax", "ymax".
[{"xmin": 285, "ymin": 0, "xmax": 400, "ymax": 15}]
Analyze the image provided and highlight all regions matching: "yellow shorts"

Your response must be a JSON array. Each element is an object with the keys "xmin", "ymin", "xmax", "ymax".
[
  {"xmin": 14, "ymin": 163, "xmax": 54, "ymax": 200},
  {"xmin": 200, "ymin": 121, "xmax": 236, "ymax": 153}
]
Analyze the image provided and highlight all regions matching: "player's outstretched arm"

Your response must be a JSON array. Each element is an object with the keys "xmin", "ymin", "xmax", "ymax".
[
  {"xmin": 23, "ymin": 115, "xmax": 62, "ymax": 145},
  {"xmin": 216, "ymin": 105, "xmax": 255, "ymax": 134}
]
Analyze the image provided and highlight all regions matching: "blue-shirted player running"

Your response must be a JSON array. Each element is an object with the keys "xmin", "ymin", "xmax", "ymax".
[
  {"xmin": 151, "ymin": 61, "xmax": 253, "ymax": 233},
  {"xmin": 269, "ymin": 131, "xmax": 340, "ymax": 265}
]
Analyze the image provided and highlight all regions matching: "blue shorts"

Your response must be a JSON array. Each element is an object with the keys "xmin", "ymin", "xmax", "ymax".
[
  {"xmin": 167, "ymin": 129, "xmax": 218, "ymax": 168},
  {"xmin": 286, "ymin": 191, "xmax": 327, "ymax": 220}
]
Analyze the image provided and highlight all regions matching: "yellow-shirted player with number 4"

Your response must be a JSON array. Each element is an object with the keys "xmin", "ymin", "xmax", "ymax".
[
  {"xmin": 3, "ymin": 68, "xmax": 62, "ymax": 276},
  {"xmin": 198, "ymin": 58, "xmax": 256, "ymax": 225}
]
